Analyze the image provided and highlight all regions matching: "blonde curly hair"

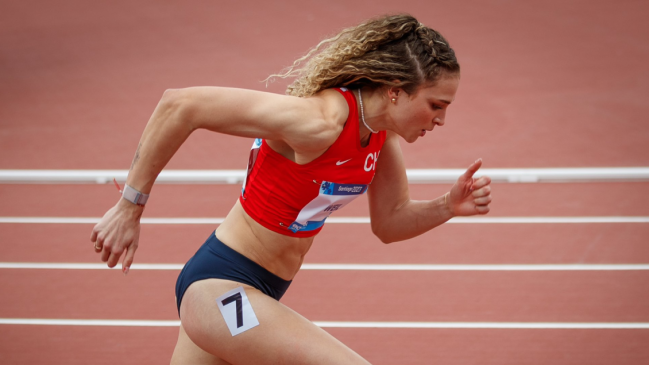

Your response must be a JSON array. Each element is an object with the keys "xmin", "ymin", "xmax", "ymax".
[{"xmin": 269, "ymin": 14, "xmax": 460, "ymax": 97}]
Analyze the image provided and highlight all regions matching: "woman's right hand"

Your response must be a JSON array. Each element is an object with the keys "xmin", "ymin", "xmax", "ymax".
[{"xmin": 90, "ymin": 199, "xmax": 143, "ymax": 274}]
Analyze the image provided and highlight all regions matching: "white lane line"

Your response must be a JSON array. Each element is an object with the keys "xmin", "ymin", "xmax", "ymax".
[
  {"xmin": 2, "ymin": 167, "xmax": 649, "ymax": 184},
  {"xmin": 1, "ymin": 263, "xmax": 648, "ymax": 271},
  {"xmin": 0, "ymin": 318, "xmax": 180, "ymax": 327},
  {"xmin": 0, "ymin": 263, "xmax": 183, "ymax": 270},
  {"xmin": 301, "ymin": 264, "xmax": 649, "ymax": 271},
  {"xmin": 1, "ymin": 318, "xmax": 648, "ymax": 329},
  {"xmin": 314, "ymin": 322, "xmax": 649, "ymax": 329},
  {"xmin": 1, "ymin": 216, "xmax": 648, "ymax": 224},
  {"xmin": 0, "ymin": 217, "xmax": 225, "ymax": 224}
]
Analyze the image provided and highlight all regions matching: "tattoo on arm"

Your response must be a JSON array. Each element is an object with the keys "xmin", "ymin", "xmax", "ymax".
[{"xmin": 130, "ymin": 143, "xmax": 142, "ymax": 170}]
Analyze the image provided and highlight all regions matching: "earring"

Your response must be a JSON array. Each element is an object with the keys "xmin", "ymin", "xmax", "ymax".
[{"xmin": 391, "ymin": 98, "xmax": 396, "ymax": 103}]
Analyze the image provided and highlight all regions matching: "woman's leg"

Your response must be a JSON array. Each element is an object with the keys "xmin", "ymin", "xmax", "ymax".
[
  {"xmin": 170, "ymin": 324, "xmax": 232, "ymax": 365},
  {"xmin": 175, "ymin": 278, "xmax": 371, "ymax": 365}
]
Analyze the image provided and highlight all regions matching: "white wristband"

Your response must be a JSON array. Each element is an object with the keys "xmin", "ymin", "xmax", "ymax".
[{"xmin": 122, "ymin": 184, "xmax": 149, "ymax": 206}]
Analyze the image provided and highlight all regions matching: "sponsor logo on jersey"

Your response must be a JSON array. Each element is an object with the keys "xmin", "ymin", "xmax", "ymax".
[
  {"xmin": 321, "ymin": 181, "xmax": 368, "ymax": 196},
  {"xmin": 288, "ymin": 180, "xmax": 368, "ymax": 233}
]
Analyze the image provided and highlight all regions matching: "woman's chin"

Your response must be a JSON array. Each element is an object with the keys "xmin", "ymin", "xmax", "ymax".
[{"xmin": 406, "ymin": 134, "xmax": 419, "ymax": 143}]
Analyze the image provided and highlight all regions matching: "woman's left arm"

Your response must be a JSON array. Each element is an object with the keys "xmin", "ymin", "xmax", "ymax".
[{"xmin": 367, "ymin": 132, "xmax": 492, "ymax": 243}]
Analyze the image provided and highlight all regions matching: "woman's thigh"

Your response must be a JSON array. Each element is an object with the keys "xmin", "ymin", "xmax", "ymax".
[{"xmin": 178, "ymin": 278, "xmax": 371, "ymax": 365}]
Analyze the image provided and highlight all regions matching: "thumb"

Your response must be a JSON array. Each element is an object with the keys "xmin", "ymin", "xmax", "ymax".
[{"xmin": 460, "ymin": 158, "xmax": 482, "ymax": 181}]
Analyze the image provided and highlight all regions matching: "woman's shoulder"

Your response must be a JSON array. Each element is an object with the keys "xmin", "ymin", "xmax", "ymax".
[
  {"xmin": 286, "ymin": 88, "xmax": 349, "ymax": 152},
  {"xmin": 313, "ymin": 88, "xmax": 350, "ymax": 132}
]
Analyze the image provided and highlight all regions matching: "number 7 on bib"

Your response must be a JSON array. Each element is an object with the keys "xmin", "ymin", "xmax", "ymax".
[{"xmin": 216, "ymin": 287, "xmax": 260, "ymax": 336}]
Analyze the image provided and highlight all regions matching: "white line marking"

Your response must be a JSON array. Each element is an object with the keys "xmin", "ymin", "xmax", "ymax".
[
  {"xmin": 1, "ymin": 216, "xmax": 648, "ymax": 224},
  {"xmin": 0, "ymin": 217, "xmax": 225, "ymax": 224},
  {"xmin": 0, "ymin": 318, "xmax": 180, "ymax": 327},
  {"xmin": 1, "ymin": 263, "xmax": 648, "ymax": 271},
  {"xmin": 2, "ymin": 167, "xmax": 649, "ymax": 184},
  {"xmin": 447, "ymin": 217, "xmax": 649, "ymax": 224},
  {"xmin": 0, "ymin": 263, "xmax": 184, "ymax": 270},
  {"xmin": 301, "ymin": 264, "xmax": 649, "ymax": 271},
  {"xmin": 313, "ymin": 322, "xmax": 649, "ymax": 329},
  {"xmin": 1, "ymin": 318, "xmax": 647, "ymax": 329}
]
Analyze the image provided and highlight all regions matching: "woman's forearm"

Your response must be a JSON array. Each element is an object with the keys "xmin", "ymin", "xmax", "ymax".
[
  {"xmin": 125, "ymin": 89, "xmax": 193, "ymax": 194},
  {"xmin": 371, "ymin": 194, "xmax": 453, "ymax": 243}
]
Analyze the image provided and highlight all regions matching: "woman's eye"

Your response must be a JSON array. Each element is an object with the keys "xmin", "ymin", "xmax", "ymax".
[{"xmin": 431, "ymin": 104, "xmax": 442, "ymax": 110}]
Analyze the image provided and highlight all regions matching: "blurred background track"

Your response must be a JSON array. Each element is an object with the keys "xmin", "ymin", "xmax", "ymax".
[{"xmin": 1, "ymin": 0, "xmax": 648, "ymax": 364}]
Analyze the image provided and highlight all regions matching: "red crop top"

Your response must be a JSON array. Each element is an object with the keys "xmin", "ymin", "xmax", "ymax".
[{"xmin": 239, "ymin": 87, "xmax": 387, "ymax": 237}]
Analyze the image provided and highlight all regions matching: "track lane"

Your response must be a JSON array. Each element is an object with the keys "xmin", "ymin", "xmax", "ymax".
[
  {"xmin": 1, "ymin": 182, "xmax": 648, "ymax": 217},
  {"xmin": 3, "ymin": 1, "xmax": 649, "ymax": 171},
  {"xmin": 1, "ymin": 223, "xmax": 648, "ymax": 265},
  {"xmin": 0, "ymin": 325, "xmax": 177, "ymax": 365},
  {"xmin": 1, "ymin": 269, "xmax": 647, "ymax": 322},
  {"xmin": 2, "ymin": 325, "xmax": 647, "ymax": 365},
  {"xmin": 329, "ymin": 328, "xmax": 649, "ymax": 365},
  {"xmin": 4, "ymin": 0, "xmax": 649, "ymax": 363}
]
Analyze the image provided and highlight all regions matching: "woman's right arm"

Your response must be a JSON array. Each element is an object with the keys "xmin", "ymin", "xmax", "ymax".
[
  {"xmin": 122, "ymin": 87, "xmax": 337, "ymax": 193},
  {"xmin": 90, "ymin": 87, "xmax": 340, "ymax": 273}
]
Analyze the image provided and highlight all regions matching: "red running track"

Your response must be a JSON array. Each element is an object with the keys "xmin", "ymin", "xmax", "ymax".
[
  {"xmin": 1, "ymin": 269, "xmax": 648, "ymax": 322},
  {"xmin": 2, "ymin": 223, "xmax": 649, "ymax": 265},
  {"xmin": 2, "ymin": 0, "xmax": 649, "ymax": 364},
  {"xmin": 1, "ymin": 182, "xmax": 648, "ymax": 217},
  {"xmin": 2, "ymin": 326, "xmax": 648, "ymax": 365},
  {"xmin": 2, "ymin": 1, "xmax": 649, "ymax": 170}
]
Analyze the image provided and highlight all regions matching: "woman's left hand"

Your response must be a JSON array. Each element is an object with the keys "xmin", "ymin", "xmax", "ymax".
[{"xmin": 447, "ymin": 159, "xmax": 492, "ymax": 216}]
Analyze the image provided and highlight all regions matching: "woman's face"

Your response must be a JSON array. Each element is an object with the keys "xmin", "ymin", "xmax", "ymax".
[{"xmin": 390, "ymin": 74, "xmax": 460, "ymax": 143}]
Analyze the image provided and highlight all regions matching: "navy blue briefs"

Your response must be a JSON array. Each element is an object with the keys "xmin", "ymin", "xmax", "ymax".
[{"xmin": 175, "ymin": 231, "xmax": 292, "ymax": 316}]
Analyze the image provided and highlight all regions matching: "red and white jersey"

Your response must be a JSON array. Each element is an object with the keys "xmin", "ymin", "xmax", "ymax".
[{"xmin": 239, "ymin": 87, "xmax": 387, "ymax": 237}]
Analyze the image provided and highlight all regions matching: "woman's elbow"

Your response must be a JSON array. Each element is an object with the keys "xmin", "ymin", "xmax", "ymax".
[
  {"xmin": 160, "ymin": 88, "xmax": 182, "ymax": 105},
  {"xmin": 157, "ymin": 89, "xmax": 184, "ymax": 115},
  {"xmin": 371, "ymin": 221, "xmax": 397, "ymax": 244},
  {"xmin": 156, "ymin": 89, "xmax": 194, "ymax": 129}
]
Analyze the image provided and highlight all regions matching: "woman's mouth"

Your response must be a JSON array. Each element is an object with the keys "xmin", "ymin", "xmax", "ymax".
[{"xmin": 421, "ymin": 130, "xmax": 427, "ymax": 137}]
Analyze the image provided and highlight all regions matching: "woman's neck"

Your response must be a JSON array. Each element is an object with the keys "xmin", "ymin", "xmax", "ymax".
[{"xmin": 357, "ymin": 87, "xmax": 389, "ymax": 142}]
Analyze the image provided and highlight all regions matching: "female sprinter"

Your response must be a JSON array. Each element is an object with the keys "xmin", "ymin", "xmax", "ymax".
[{"xmin": 90, "ymin": 14, "xmax": 492, "ymax": 365}]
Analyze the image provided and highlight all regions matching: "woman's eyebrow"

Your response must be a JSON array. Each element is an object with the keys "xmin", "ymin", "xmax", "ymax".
[{"xmin": 432, "ymin": 98, "xmax": 452, "ymax": 105}]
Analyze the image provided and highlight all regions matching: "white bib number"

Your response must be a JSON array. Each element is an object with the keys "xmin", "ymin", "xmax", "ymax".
[{"xmin": 216, "ymin": 287, "xmax": 260, "ymax": 336}]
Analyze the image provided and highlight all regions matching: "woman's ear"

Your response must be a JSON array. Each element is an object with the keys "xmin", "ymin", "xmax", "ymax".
[
  {"xmin": 387, "ymin": 79, "xmax": 406, "ymax": 100},
  {"xmin": 387, "ymin": 87, "xmax": 402, "ymax": 104}
]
